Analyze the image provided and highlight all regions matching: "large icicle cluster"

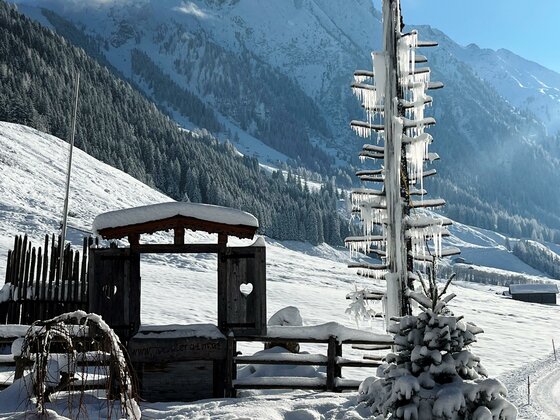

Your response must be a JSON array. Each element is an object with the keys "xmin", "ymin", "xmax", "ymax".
[
  {"xmin": 347, "ymin": 15, "xmax": 457, "ymax": 291},
  {"xmin": 358, "ymin": 280, "xmax": 517, "ymax": 420}
]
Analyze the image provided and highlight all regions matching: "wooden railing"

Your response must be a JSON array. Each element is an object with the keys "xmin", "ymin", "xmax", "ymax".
[{"xmin": 226, "ymin": 329, "xmax": 393, "ymax": 397}]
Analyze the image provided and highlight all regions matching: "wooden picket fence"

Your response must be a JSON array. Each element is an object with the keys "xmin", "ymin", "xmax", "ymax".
[{"xmin": 0, "ymin": 234, "xmax": 93, "ymax": 325}]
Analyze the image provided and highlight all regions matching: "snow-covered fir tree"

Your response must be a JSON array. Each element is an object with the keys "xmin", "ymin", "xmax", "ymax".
[{"xmin": 358, "ymin": 272, "xmax": 517, "ymax": 420}]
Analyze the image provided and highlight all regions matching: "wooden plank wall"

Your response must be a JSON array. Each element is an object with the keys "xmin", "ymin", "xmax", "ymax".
[{"xmin": 0, "ymin": 234, "xmax": 93, "ymax": 324}]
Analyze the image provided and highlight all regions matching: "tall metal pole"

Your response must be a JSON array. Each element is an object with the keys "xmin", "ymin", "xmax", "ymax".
[
  {"xmin": 59, "ymin": 73, "xmax": 80, "ymax": 280},
  {"xmin": 382, "ymin": 0, "xmax": 407, "ymax": 324}
]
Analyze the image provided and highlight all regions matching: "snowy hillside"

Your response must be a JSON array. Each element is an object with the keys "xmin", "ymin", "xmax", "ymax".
[{"xmin": 1, "ymin": 122, "xmax": 559, "ymax": 391}]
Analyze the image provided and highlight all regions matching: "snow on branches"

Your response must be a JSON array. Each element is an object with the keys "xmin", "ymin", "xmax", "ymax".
[
  {"xmin": 358, "ymin": 275, "xmax": 517, "ymax": 420},
  {"xmin": 16, "ymin": 311, "xmax": 140, "ymax": 419}
]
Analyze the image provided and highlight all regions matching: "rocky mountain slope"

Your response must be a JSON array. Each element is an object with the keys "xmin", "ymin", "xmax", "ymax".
[{"xmin": 9, "ymin": 0, "xmax": 560, "ymax": 242}]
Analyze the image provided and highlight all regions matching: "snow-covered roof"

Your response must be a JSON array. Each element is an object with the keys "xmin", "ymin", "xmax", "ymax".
[
  {"xmin": 92, "ymin": 202, "xmax": 258, "ymax": 236},
  {"xmin": 509, "ymin": 283, "xmax": 559, "ymax": 295}
]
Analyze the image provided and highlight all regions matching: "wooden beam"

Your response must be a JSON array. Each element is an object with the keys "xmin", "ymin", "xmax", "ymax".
[
  {"xmin": 355, "ymin": 169, "xmax": 383, "ymax": 176},
  {"xmin": 358, "ymin": 175, "xmax": 384, "ymax": 183},
  {"xmin": 400, "ymin": 96, "xmax": 433, "ymax": 109},
  {"xmin": 350, "ymin": 120, "xmax": 384, "ymax": 132},
  {"xmin": 428, "ymin": 81, "xmax": 444, "ymax": 90},
  {"xmin": 345, "ymin": 235, "xmax": 385, "ymax": 244},
  {"xmin": 417, "ymin": 40, "xmax": 438, "ymax": 47},
  {"xmin": 351, "ymin": 82, "xmax": 376, "ymax": 91},
  {"xmin": 353, "ymin": 70, "xmax": 374, "ymax": 79},
  {"xmin": 359, "ymin": 150, "xmax": 384, "ymax": 160},
  {"xmin": 348, "ymin": 262, "xmax": 388, "ymax": 271},
  {"xmin": 409, "ymin": 198, "xmax": 446, "ymax": 209},
  {"xmin": 363, "ymin": 144, "xmax": 384, "ymax": 153},
  {"xmin": 131, "ymin": 243, "xmax": 222, "ymax": 254},
  {"xmin": 403, "ymin": 117, "xmax": 436, "ymax": 129},
  {"xmin": 410, "ymin": 247, "xmax": 461, "ymax": 261},
  {"xmin": 97, "ymin": 215, "xmax": 257, "ymax": 241}
]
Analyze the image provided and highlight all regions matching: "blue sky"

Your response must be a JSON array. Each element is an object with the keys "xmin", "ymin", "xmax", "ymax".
[{"xmin": 392, "ymin": 0, "xmax": 560, "ymax": 73}]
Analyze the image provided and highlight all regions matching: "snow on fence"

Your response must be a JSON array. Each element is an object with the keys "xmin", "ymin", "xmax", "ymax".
[
  {"xmin": 226, "ymin": 324, "xmax": 393, "ymax": 396},
  {"xmin": 1, "ymin": 234, "xmax": 93, "ymax": 324}
]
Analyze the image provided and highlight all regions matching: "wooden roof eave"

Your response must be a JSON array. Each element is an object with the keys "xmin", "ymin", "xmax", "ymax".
[{"xmin": 96, "ymin": 215, "xmax": 258, "ymax": 241}]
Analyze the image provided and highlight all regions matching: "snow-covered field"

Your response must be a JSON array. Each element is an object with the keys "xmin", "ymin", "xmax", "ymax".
[{"xmin": 0, "ymin": 122, "xmax": 559, "ymax": 419}]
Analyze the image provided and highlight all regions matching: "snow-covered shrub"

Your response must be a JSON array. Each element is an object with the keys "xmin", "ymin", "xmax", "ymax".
[
  {"xmin": 346, "ymin": 284, "xmax": 381, "ymax": 328},
  {"xmin": 17, "ymin": 310, "xmax": 140, "ymax": 419},
  {"xmin": 358, "ymin": 273, "xmax": 517, "ymax": 419}
]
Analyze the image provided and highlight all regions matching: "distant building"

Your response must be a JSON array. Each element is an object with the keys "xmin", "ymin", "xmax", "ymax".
[{"xmin": 508, "ymin": 283, "xmax": 559, "ymax": 304}]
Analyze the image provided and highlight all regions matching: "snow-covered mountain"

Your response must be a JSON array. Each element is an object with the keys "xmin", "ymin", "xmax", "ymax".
[
  {"xmin": 421, "ymin": 25, "xmax": 560, "ymax": 135},
  {"xmin": 1, "ymin": 121, "xmax": 559, "ymax": 418},
  {"xmin": 8, "ymin": 0, "xmax": 560, "ymax": 240}
]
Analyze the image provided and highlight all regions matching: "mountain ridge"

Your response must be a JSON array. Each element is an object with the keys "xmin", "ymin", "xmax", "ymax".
[{"xmin": 7, "ymin": 0, "xmax": 560, "ymax": 243}]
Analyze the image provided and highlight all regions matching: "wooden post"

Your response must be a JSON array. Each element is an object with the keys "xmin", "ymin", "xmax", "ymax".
[
  {"xmin": 40, "ymin": 235, "xmax": 49, "ymax": 320},
  {"xmin": 25, "ymin": 248, "xmax": 36, "ymax": 324},
  {"xmin": 128, "ymin": 233, "xmax": 140, "ymax": 248},
  {"xmin": 174, "ymin": 227, "xmax": 185, "ymax": 245},
  {"xmin": 527, "ymin": 375, "xmax": 530, "ymax": 405},
  {"xmin": 80, "ymin": 237, "xmax": 89, "ymax": 305},
  {"xmin": 4, "ymin": 249, "xmax": 11, "ymax": 285},
  {"xmin": 218, "ymin": 233, "xmax": 228, "ymax": 247},
  {"xmin": 553, "ymin": 339, "xmax": 557, "ymax": 361},
  {"xmin": 225, "ymin": 332, "xmax": 237, "ymax": 398},
  {"xmin": 335, "ymin": 341, "xmax": 342, "ymax": 386},
  {"xmin": 20, "ymin": 246, "xmax": 31, "ymax": 324},
  {"xmin": 59, "ymin": 72, "xmax": 80, "ymax": 281},
  {"xmin": 72, "ymin": 252, "xmax": 80, "ymax": 310},
  {"xmin": 327, "ymin": 335, "xmax": 337, "ymax": 392},
  {"xmin": 382, "ymin": 0, "xmax": 407, "ymax": 325}
]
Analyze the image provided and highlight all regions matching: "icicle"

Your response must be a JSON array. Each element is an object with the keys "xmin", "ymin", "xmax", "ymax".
[
  {"xmin": 373, "ymin": 52, "xmax": 386, "ymax": 107},
  {"xmin": 358, "ymin": 268, "xmax": 388, "ymax": 280},
  {"xmin": 406, "ymin": 218, "xmax": 445, "ymax": 259},
  {"xmin": 352, "ymin": 124, "xmax": 372, "ymax": 139},
  {"xmin": 352, "ymin": 86, "xmax": 377, "ymax": 112},
  {"xmin": 406, "ymin": 133, "xmax": 432, "ymax": 187}
]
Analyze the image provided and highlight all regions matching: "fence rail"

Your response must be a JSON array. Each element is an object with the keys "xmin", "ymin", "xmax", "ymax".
[
  {"xmin": 0, "ymin": 234, "xmax": 93, "ymax": 324},
  {"xmin": 226, "ymin": 333, "xmax": 391, "ymax": 396}
]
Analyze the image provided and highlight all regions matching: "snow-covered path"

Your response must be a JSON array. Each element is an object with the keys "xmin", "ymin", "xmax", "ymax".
[
  {"xmin": 532, "ymin": 362, "xmax": 560, "ymax": 419},
  {"xmin": 501, "ymin": 354, "xmax": 560, "ymax": 420}
]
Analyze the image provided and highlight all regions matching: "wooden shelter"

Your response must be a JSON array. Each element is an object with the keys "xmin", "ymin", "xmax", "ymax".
[
  {"xmin": 509, "ymin": 283, "xmax": 558, "ymax": 304},
  {"xmin": 88, "ymin": 202, "xmax": 266, "ymax": 401}
]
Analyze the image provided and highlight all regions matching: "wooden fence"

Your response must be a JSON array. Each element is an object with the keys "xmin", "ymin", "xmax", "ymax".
[
  {"xmin": 226, "ymin": 333, "xmax": 391, "ymax": 396},
  {"xmin": 0, "ymin": 234, "xmax": 93, "ymax": 325}
]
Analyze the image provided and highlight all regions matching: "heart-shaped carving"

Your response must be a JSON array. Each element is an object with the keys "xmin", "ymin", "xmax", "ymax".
[{"xmin": 239, "ymin": 283, "xmax": 253, "ymax": 296}]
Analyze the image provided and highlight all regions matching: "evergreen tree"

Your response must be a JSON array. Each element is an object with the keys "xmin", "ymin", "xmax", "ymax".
[{"xmin": 359, "ymin": 273, "xmax": 517, "ymax": 419}]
